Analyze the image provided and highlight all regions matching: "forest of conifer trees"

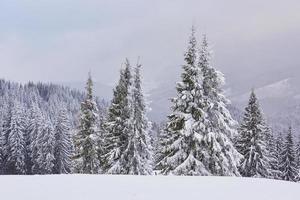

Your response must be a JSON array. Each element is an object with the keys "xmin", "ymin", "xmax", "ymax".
[{"xmin": 0, "ymin": 29, "xmax": 299, "ymax": 182}]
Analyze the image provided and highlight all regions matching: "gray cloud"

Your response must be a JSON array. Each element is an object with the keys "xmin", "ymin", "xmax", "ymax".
[{"xmin": 0, "ymin": 0, "xmax": 299, "ymax": 93}]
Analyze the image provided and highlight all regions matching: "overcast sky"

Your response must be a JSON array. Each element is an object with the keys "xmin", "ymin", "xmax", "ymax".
[{"xmin": 0, "ymin": 0, "xmax": 299, "ymax": 91}]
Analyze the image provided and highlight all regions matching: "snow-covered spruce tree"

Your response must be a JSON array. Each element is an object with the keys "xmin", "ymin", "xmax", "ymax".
[
  {"xmin": 153, "ymin": 122, "xmax": 165, "ymax": 168},
  {"xmin": 0, "ymin": 126, "xmax": 6, "ymax": 173},
  {"xmin": 6, "ymin": 101, "xmax": 27, "ymax": 174},
  {"xmin": 0, "ymin": 112, "xmax": 9, "ymax": 173},
  {"xmin": 20, "ymin": 104, "xmax": 31, "ymax": 174},
  {"xmin": 295, "ymin": 136, "xmax": 300, "ymax": 178},
  {"xmin": 73, "ymin": 73, "xmax": 101, "ymax": 174},
  {"xmin": 28, "ymin": 103, "xmax": 45, "ymax": 174},
  {"xmin": 155, "ymin": 28, "xmax": 208, "ymax": 175},
  {"xmin": 235, "ymin": 90, "xmax": 271, "ymax": 178},
  {"xmin": 123, "ymin": 63, "xmax": 153, "ymax": 175},
  {"xmin": 157, "ymin": 30, "xmax": 241, "ymax": 176},
  {"xmin": 0, "ymin": 100, "xmax": 13, "ymax": 174},
  {"xmin": 276, "ymin": 133, "xmax": 285, "ymax": 179},
  {"xmin": 36, "ymin": 120, "xmax": 56, "ymax": 174},
  {"xmin": 102, "ymin": 59, "xmax": 133, "ymax": 174},
  {"xmin": 279, "ymin": 126, "xmax": 298, "ymax": 182},
  {"xmin": 265, "ymin": 125, "xmax": 281, "ymax": 179},
  {"xmin": 198, "ymin": 35, "xmax": 241, "ymax": 176},
  {"xmin": 54, "ymin": 107, "xmax": 74, "ymax": 174}
]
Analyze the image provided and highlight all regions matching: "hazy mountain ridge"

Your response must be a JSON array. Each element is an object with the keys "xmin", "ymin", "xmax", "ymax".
[{"xmin": 60, "ymin": 74, "xmax": 300, "ymax": 136}]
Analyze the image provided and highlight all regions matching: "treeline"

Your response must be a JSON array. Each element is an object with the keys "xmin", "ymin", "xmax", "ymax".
[
  {"xmin": 0, "ymin": 28, "xmax": 300, "ymax": 182},
  {"xmin": 0, "ymin": 80, "xmax": 106, "ymax": 174}
]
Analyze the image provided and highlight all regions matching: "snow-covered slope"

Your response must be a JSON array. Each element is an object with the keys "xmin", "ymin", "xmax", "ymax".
[
  {"xmin": 231, "ymin": 78, "xmax": 293, "ymax": 103},
  {"xmin": 0, "ymin": 175, "xmax": 298, "ymax": 200}
]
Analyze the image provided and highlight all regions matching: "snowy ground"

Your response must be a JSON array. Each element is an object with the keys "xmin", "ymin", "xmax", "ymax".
[{"xmin": 0, "ymin": 175, "xmax": 299, "ymax": 200}]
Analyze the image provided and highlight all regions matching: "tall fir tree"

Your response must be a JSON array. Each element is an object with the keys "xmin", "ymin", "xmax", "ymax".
[
  {"xmin": 102, "ymin": 59, "xmax": 133, "ymax": 174},
  {"xmin": 73, "ymin": 73, "xmax": 101, "ymax": 174},
  {"xmin": 279, "ymin": 126, "xmax": 298, "ymax": 182},
  {"xmin": 157, "ymin": 30, "xmax": 241, "ymax": 176},
  {"xmin": 235, "ymin": 90, "xmax": 271, "ymax": 178},
  {"xmin": 124, "ymin": 63, "xmax": 153, "ymax": 175},
  {"xmin": 54, "ymin": 107, "xmax": 74, "ymax": 174},
  {"xmin": 6, "ymin": 101, "xmax": 27, "ymax": 174},
  {"xmin": 156, "ymin": 28, "xmax": 212, "ymax": 175},
  {"xmin": 198, "ymin": 35, "xmax": 241, "ymax": 176}
]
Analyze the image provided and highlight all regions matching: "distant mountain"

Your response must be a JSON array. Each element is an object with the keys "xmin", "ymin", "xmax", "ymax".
[
  {"xmin": 147, "ymin": 76, "xmax": 300, "ymax": 136},
  {"xmin": 60, "ymin": 73, "xmax": 300, "ymax": 137},
  {"xmin": 231, "ymin": 78, "xmax": 300, "ymax": 115},
  {"xmin": 229, "ymin": 77, "xmax": 300, "ymax": 136}
]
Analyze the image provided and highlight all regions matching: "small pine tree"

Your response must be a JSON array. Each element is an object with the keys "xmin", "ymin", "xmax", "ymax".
[
  {"xmin": 279, "ymin": 126, "xmax": 298, "ymax": 182},
  {"xmin": 6, "ymin": 102, "xmax": 27, "ymax": 174},
  {"xmin": 236, "ymin": 90, "xmax": 271, "ymax": 178},
  {"xmin": 54, "ymin": 107, "xmax": 74, "ymax": 174},
  {"xmin": 102, "ymin": 60, "xmax": 133, "ymax": 174},
  {"xmin": 73, "ymin": 73, "xmax": 101, "ymax": 174},
  {"xmin": 124, "ymin": 63, "xmax": 153, "ymax": 175}
]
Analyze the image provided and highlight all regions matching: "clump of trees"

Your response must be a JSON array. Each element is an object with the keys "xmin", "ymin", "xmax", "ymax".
[{"xmin": 0, "ymin": 28, "xmax": 299, "ymax": 182}]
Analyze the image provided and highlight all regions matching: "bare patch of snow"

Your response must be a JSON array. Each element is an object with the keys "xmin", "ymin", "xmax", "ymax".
[{"xmin": 0, "ymin": 175, "xmax": 298, "ymax": 200}]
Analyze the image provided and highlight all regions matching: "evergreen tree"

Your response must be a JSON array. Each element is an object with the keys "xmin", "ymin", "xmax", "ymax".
[
  {"xmin": 29, "ymin": 103, "xmax": 45, "ymax": 174},
  {"xmin": 156, "ymin": 28, "xmax": 210, "ymax": 175},
  {"xmin": 198, "ymin": 35, "xmax": 241, "ymax": 176},
  {"xmin": 276, "ymin": 133, "xmax": 285, "ymax": 178},
  {"xmin": 102, "ymin": 59, "xmax": 133, "ymax": 174},
  {"xmin": 124, "ymin": 63, "xmax": 153, "ymax": 175},
  {"xmin": 21, "ymin": 106, "xmax": 31, "ymax": 174},
  {"xmin": 0, "ymin": 125, "xmax": 6, "ymax": 173},
  {"xmin": 0, "ymin": 100, "xmax": 13, "ymax": 174},
  {"xmin": 279, "ymin": 126, "xmax": 298, "ymax": 182},
  {"xmin": 73, "ymin": 73, "xmax": 101, "ymax": 174},
  {"xmin": 153, "ymin": 122, "xmax": 165, "ymax": 167},
  {"xmin": 236, "ymin": 90, "xmax": 271, "ymax": 178},
  {"xmin": 157, "ymin": 30, "xmax": 241, "ymax": 176},
  {"xmin": 295, "ymin": 136, "xmax": 300, "ymax": 179},
  {"xmin": 36, "ymin": 120, "xmax": 55, "ymax": 174},
  {"xmin": 54, "ymin": 107, "xmax": 74, "ymax": 174},
  {"xmin": 6, "ymin": 102, "xmax": 26, "ymax": 174},
  {"xmin": 265, "ymin": 125, "xmax": 281, "ymax": 179}
]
